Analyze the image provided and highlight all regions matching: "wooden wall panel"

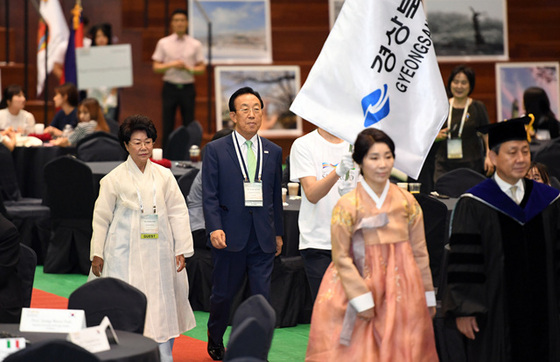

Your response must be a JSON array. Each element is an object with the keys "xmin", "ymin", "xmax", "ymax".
[{"xmin": 1, "ymin": 0, "xmax": 559, "ymax": 158}]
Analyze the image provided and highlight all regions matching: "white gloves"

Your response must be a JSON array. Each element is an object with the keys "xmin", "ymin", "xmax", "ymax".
[{"xmin": 336, "ymin": 154, "xmax": 355, "ymax": 177}]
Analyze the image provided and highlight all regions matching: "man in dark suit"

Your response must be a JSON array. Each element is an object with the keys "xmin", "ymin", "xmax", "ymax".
[
  {"xmin": 0, "ymin": 213, "xmax": 23, "ymax": 323},
  {"xmin": 202, "ymin": 87, "xmax": 284, "ymax": 360}
]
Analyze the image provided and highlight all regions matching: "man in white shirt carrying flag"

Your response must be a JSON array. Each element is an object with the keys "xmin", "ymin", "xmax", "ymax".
[
  {"xmin": 290, "ymin": 0, "xmax": 448, "ymax": 180},
  {"xmin": 36, "ymin": 0, "xmax": 69, "ymax": 96}
]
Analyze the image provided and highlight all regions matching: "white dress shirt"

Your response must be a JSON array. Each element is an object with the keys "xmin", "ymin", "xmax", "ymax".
[{"xmin": 494, "ymin": 173, "xmax": 524, "ymax": 204}]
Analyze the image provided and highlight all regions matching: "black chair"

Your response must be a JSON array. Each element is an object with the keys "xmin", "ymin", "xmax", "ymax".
[
  {"xmin": 185, "ymin": 247, "xmax": 213, "ymax": 311},
  {"xmin": 0, "ymin": 144, "xmax": 41, "ymax": 204},
  {"xmin": 76, "ymin": 132, "xmax": 127, "ymax": 162},
  {"xmin": 224, "ymin": 295, "xmax": 276, "ymax": 362},
  {"xmin": 164, "ymin": 126, "xmax": 189, "ymax": 160},
  {"xmin": 105, "ymin": 117, "xmax": 120, "ymax": 136},
  {"xmin": 4, "ymin": 339, "xmax": 100, "ymax": 362},
  {"xmin": 43, "ymin": 156, "xmax": 95, "ymax": 274},
  {"xmin": 0, "ymin": 144, "xmax": 23, "ymax": 202},
  {"xmin": 269, "ymin": 256, "xmax": 310, "ymax": 326},
  {"xmin": 186, "ymin": 120, "xmax": 203, "ymax": 150},
  {"xmin": 17, "ymin": 244, "xmax": 37, "ymax": 308},
  {"xmin": 68, "ymin": 277, "xmax": 147, "ymax": 334},
  {"xmin": 177, "ymin": 168, "xmax": 200, "ymax": 198},
  {"xmin": 435, "ymin": 168, "xmax": 487, "ymax": 198},
  {"xmin": 0, "ymin": 145, "xmax": 51, "ymax": 264},
  {"xmin": 413, "ymin": 193, "xmax": 447, "ymax": 290}
]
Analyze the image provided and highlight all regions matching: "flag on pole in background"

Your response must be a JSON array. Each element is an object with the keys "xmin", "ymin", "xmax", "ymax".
[
  {"xmin": 61, "ymin": 0, "xmax": 84, "ymax": 86},
  {"xmin": 290, "ymin": 0, "xmax": 449, "ymax": 179},
  {"xmin": 37, "ymin": 0, "xmax": 69, "ymax": 95}
]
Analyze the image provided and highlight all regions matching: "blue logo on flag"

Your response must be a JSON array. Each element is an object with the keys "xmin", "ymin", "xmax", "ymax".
[{"xmin": 361, "ymin": 84, "xmax": 390, "ymax": 127}]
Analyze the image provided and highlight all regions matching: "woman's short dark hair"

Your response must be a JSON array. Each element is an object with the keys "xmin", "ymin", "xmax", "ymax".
[
  {"xmin": 352, "ymin": 128, "xmax": 395, "ymax": 165},
  {"xmin": 447, "ymin": 65, "xmax": 476, "ymax": 97},
  {"xmin": 119, "ymin": 114, "xmax": 157, "ymax": 151},
  {"xmin": 0, "ymin": 84, "xmax": 23, "ymax": 109},
  {"xmin": 90, "ymin": 23, "xmax": 113, "ymax": 46},
  {"xmin": 54, "ymin": 82, "xmax": 79, "ymax": 107},
  {"xmin": 228, "ymin": 87, "xmax": 264, "ymax": 112}
]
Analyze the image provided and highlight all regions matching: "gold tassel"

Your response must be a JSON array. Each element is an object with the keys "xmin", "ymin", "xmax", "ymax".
[{"xmin": 526, "ymin": 114, "xmax": 535, "ymax": 143}]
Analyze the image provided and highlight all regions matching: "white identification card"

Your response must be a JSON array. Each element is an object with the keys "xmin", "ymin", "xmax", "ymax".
[
  {"xmin": 244, "ymin": 182, "xmax": 263, "ymax": 207},
  {"xmin": 67, "ymin": 316, "xmax": 119, "ymax": 354},
  {"xmin": 20, "ymin": 308, "xmax": 86, "ymax": 333},
  {"xmin": 140, "ymin": 214, "xmax": 159, "ymax": 239},
  {"xmin": 447, "ymin": 138, "xmax": 463, "ymax": 159}
]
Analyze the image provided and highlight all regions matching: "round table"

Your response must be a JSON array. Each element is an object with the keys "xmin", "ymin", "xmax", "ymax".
[{"xmin": 0, "ymin": 324, "xmax": 160, "ymax": 362}]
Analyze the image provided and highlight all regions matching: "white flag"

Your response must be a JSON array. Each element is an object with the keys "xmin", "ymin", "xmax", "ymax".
[
  {"xmin": 290, "ymin": 0, "xmax": 448, "ymax": 179},
  {"xmin": 37, "ymin": 0, "xmax": 69, "ymax": 95}
]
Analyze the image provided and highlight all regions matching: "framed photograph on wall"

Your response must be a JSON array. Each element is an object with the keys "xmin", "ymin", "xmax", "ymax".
[
  {"xmin": 425, "ymin": 0, "xmax": 508, "ymax": 61},
  {"xmin": 214, "ymin": 65, "xmax": 302, "ymax": 137},
  {"xmin": 496, "ymin": 62, "xmax": 560, "ymax": 123},
  {"xmin": 329, "ymin": 0, "xmax": 345, "ymax": 29},
  {"xmin": 189, "ymin": 0, "xmax": 272, "ymax": 64}
]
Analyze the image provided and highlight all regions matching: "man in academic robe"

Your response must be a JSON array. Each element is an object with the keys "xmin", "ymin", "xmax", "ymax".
[{"xmin": 443, "ymin": 116, "xmax": 560, "ymax": 361}]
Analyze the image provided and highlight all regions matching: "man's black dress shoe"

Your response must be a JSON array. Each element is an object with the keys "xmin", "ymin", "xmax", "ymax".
[{"xmin": 207, "ymin": 331, "xmax": 225, "ymax": 360}]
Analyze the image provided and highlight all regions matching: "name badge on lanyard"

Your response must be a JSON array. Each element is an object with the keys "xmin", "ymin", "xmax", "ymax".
[
  {"xmin": 141, "ymin": 214, "xmax": 159, "ymax": 239},
  {"xmin": 233, "ymin": 133, "xmax": 264, "ymax": 208},
  {"xmin": 244, "ymin": 181, "xmax": 263, "ymax": 207},
  {"xmin": 130, "ymin": 165, "xmax": 159, "ymax": 239},
  {"xmin": 446, "ymin": 98, "xmax": 470, "ymax": 160},
  {"xmin": 447, "ymin": 138, "xmax": 463, "ymax": 159}
]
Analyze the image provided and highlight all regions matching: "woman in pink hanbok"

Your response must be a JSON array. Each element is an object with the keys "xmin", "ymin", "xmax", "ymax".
[{"xmin": 306, "ymin": 128, "xmax": 438, "ymax": 362}]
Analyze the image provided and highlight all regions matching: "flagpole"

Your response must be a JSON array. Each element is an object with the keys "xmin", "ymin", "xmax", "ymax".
[{"xmin": 29, "ymin": 0, "xmax": 50, "ymax": 124}]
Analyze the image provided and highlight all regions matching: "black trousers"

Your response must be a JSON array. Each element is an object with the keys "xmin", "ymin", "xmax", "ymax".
[
  {"xmin": 300, "ymin": 248, "xmax": 332, "ymax": 304},
  {"xmin": 161, "ymin": 82, "xmax": 195, "ymax": 148},
  {"xmin": 207, "ymin": 225, "xmax": 275, "ymax": 342}
]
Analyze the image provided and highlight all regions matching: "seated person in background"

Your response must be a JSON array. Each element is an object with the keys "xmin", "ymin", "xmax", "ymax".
[
  {"xmin": 50, "ymin": 98, "xmax": 110, "ymax": 147},
  {"xmin": 87, "ymin": 23, "xmax": 119, "ymax": 121},
  {"xmin": 0, "ymin": 213, "xmax": 23, "ymax": 323},
  {"xmin": 45, "ymin": 82, "xmax": 79, "ymax": 132},
  {"xmin": 0, "ymin": 128, "xmax": 16, "ymax": 151},
  {"xmin": 0, "ymin": 84, "xmax": 36, "ymax": 135},
  {"xmin": 526, "ymin": 161, "xmax": 551, "ymax": 186}
]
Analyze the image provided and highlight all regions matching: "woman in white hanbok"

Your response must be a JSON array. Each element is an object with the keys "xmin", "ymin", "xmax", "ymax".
[{"xmin": 89, "ymin": 114, "xmax": 195, "ymax": 361}]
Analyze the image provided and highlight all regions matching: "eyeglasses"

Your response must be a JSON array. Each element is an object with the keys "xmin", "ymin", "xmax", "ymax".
[
  {"xmin": 237, "ymin": 107, "xmax": 262, "ymax": 115},
  {"xmin": 129, "ymin": 139, "xmax": 153, "ymax": 147}
]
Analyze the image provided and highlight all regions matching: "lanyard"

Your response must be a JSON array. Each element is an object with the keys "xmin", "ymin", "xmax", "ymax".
[
  {"xmin": 448, "ymin": 98, "xmax": 471, "ymax": 139},
  {"xmin": 232, "ymin": 132, "xmax": 263, "ymax": 182},
  {"xmin": 128, "ymin": 162, "xmax": 157, "ymax": 214}
]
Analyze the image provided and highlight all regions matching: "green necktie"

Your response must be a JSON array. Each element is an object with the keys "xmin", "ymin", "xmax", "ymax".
[{"xmin": 246, "ymin": 140, "xmax": 256, "ymax": 182}]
